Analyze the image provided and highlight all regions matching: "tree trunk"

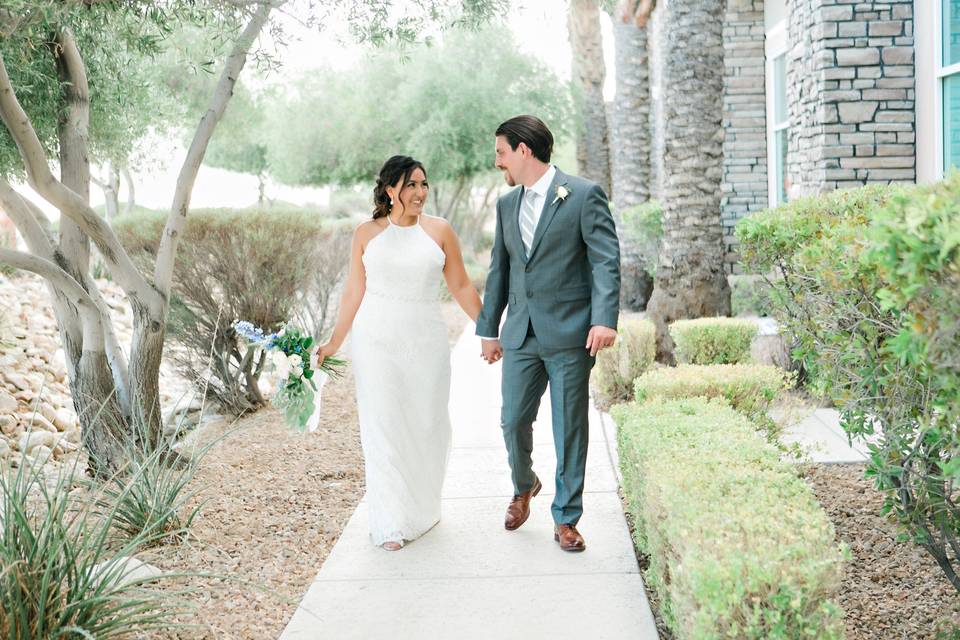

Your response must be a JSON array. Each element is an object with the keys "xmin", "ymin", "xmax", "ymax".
[
  {"xmin": 610, "ymin": 4, "xmax": 654, "ymax": 311},
  {"xmin": 0, "ymin": 5, "xmax": 275, "ymax": 472},
  {"xmin": 645, "ymin": 0, "xmax": 731, "ymax": 362},
  {"xmin": 122, "ymin": 167, "xmax": 136, "ymax": 215},
  {"xmin": 568, "ymin": 0, "xmax": 612, "ymax": 196},
  {"xmin": 610, "ymin": 10, "xmax": 650, "ymax": 209},
  {"xmin": 257, "ymin": 171, "xmax": 267, "ymax": 207},
  {"xmin": 51, "ymin": 29, "xmax": 134, "ymax": 467},
  {"xmin": 103, "ymin": 162, "xmax": 120, "ymax": 221}
]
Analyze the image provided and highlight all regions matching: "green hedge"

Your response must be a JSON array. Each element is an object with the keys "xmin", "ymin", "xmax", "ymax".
[
  {"xmin": 592, "ymin": 317, "xmax": 656, "ymax": 405},
  {"xmin": 736, "ymin": 177, "xmax": 960, "ymax": 589},
  {"xmin": 612, "ymin": 398, "xmax": 846, "ymax": 639},
  {"xmin": 669, "ymin": 317, "xmax": 757, "ymax": 364},
  {"xmin": 633, "ymin": 363, "xmax": 790, "ymax": 439}
]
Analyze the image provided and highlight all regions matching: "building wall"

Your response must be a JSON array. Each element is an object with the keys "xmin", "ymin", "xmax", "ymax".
[
  {"xmin": 721, "ymin": 0, "xmax": 768, "ymax": 274},
  {"xmin": 785, "ymin": 0, "xmax": 916, "ymax": 197}
]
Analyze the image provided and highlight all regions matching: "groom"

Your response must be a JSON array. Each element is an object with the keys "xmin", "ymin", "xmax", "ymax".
[{"xmin": 476, "ymin": 115, "xmax": 620, "ymax": 552}]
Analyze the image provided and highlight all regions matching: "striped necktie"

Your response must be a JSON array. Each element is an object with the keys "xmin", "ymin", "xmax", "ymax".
[{"xmin": 519, "ymin": 189, "xmax": 538, "ymax": 256}]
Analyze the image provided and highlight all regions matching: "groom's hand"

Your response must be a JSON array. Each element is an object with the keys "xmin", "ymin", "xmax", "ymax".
[
  {"xmin": 480, "ymin": 338, "xmax": 503, "ymax": 364},
  {"xmin": 586, "ymin": 325, "xmax": 617, "ymax": 357}
]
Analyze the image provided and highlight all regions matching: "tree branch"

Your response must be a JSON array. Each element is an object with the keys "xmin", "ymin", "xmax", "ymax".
[
  {"xmin": 0, "ymin": 247, "xmax": 104, "ymax": 351},
  {"xmin": 0, "ymin": 179, "xmax": 54, "ymax": 257},
  {"xmin": 0, "ymin": 48, "xmax": 164, "ymax": 313},
  {"xmin": 154, "ymin": 0, "xmax": 276, "ymax": 297}
]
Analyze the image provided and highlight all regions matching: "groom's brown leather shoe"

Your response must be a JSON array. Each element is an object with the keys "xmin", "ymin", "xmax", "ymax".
[
  {"xmin": 504, "ymin": 475, "xmax": 542, "ymax": 531},
  {"xmin": 554, "ymin": 524, "xmax": 586, "ymax": 552}
]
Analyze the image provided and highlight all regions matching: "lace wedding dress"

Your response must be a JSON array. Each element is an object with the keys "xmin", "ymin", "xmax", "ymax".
[{"xmin": 350, "ymin": 216, "xmax": 452, "ymax": 546}]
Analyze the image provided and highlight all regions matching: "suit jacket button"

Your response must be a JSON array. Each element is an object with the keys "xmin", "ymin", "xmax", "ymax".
[{"xmin": 526, "ymin": 290, "xmax": 533, "ymax": 297}]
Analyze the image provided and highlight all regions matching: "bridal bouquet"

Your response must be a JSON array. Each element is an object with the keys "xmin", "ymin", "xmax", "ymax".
[{"xmin": 233, "ymin": 320, "xmax": 346, "ymax": 432}]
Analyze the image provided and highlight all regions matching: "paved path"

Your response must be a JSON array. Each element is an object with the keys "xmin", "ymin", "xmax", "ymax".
[
  {"xmin": 280, "ymin": 326, "xmax": 659, "ymax": 639},
  {"xmin": 777, "ymin": 407, "xmax": 871, "ymax": 463}
]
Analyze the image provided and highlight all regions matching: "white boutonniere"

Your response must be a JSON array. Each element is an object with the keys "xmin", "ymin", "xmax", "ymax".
[{"xmin": 552, "ymin": 185, "xmax": 571, "ymax": 205}]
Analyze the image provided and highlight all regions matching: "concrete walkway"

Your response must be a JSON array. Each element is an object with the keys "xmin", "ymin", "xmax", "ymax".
[
  {"xmin": 280, "ymin": 326, "xmax": 659, "ymax": 639},
  {"xmin": 777, "ymin": 407, "xmax": 871, "ymax": 463}
]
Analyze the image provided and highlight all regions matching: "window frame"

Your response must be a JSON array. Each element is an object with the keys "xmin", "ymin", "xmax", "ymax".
[
  {"xmin": 765, "ymin": 20, "xmax": 789, "ymax": 206},
  {"xmin": 937, "ymin": 0, "xmax": 960, "ymax": 175}
]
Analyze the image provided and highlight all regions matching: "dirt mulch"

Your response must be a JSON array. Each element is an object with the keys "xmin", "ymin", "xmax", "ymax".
[
  {"xmin": 805, "ymin": 464, "xmax": 960, "ymax": 640},
  {"xmin": 146, "ymin": 303, "xmax": 469, "ymax": 638}
]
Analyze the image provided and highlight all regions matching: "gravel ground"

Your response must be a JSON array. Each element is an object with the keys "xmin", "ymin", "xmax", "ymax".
[
  {"xmin": 145, "ymin": 302, "xmax": 469, "ymax": 638},
  {"xmin": 805, "ymin": 464, "xmax": 960, "ymax": 640}
]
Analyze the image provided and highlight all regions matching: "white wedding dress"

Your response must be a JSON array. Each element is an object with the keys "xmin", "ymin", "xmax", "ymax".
[{"xmin": 350, "ymin": 216, "xmax": 452, "ymax": 546}]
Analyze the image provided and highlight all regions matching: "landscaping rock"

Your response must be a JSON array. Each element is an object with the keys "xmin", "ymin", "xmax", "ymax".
[
  {"xmin": 19, "ymin": 430, "xmax": 56, "ymax": 454},
  {"xmin": 89, "ymin": 557, "xmax": 164, "ymax": 588},
  {"xmin": 0, "ymin": 389, "xmax": 17, "ymax": 413}
]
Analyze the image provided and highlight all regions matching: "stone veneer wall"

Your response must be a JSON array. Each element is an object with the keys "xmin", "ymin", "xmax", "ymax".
[
  {"xmin": 785, "ymin": 0, "xmax": 916, "ymax": 197},
  {"xmin": 721, "ymin": 0, "xmax": 768, "ymax": 274}
]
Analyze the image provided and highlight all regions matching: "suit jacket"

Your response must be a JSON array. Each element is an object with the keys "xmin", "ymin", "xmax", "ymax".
[{"xmin": 476, "ymin": 168, "xmax": 620, "ymax": 350}]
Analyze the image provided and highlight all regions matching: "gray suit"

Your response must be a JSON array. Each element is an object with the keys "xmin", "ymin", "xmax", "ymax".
[{"xmin": 476, "ymin": 168, "xmax": 620, "ymax": 525}]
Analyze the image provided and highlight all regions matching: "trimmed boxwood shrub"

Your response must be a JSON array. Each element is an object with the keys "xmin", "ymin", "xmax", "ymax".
[
  {"xmin": 633, "ymin": 363, "xmax": 790, "ymax": 439},
  {"xmin": 612, "ymin": 397, "xmax": 846, "ymax": 640},
  {"xmin": 592, "ymin": 317, "xmax": 656, "ymax": 405},
  {"xmin": 669, "ymin": 317, "xmax": 757, "ymax": 364}
]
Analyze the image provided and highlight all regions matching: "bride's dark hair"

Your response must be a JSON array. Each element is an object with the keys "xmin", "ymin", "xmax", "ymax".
[{"xmin": 373, "ymin": 155, "xmax": 427, "ymax": 220}]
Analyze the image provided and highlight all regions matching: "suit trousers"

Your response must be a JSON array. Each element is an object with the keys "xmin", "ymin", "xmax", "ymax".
[{"xmin": 500, "ymin": 322, "xmax": 595, "ymax": 525}]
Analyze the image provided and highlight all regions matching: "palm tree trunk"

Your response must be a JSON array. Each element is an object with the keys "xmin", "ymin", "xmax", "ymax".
[
  {"xmin": 645, "ymin": 0, "xmax": 731, "ymax": 361},
  {"xmin": 610, "ymin": 3, "xmax": 654, "ymax": 310},
  {"xmin": 568, "ymin": 0, "xmax": 612, "ymax": 195}
]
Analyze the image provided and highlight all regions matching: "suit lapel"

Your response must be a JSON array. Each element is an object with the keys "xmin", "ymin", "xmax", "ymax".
[
  {"xmin": 507, "ymin": 187, "xmax": 528, "ymax": 264},
  {"xmin": 527, "ymin": 170, "xmax": 567, "ymax": 261}
]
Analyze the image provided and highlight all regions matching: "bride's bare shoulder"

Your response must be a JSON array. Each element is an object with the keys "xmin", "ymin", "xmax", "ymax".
[{"xmin": 355, "ymin": 219, "xmax": 388, "ymax": 240}]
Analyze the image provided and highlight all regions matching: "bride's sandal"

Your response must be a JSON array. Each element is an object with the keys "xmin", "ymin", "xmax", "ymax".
[{"xmin": 381, "ymin": 540, "xmax": 404, "ymax": 551}]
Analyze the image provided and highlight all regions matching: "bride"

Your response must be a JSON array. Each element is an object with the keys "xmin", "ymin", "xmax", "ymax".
[{"xmin": 314, "ymin": 155, "xmax": 484, "ymax": 551}]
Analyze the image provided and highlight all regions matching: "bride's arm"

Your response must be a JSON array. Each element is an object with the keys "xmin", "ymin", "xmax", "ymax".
[
  {"xmin": 317, "ymin": 226, "xmax": 368, "ymax": 358},
  {"xmin": 440, "ymin": 221, "xmax": 483, "ymax": 322}
]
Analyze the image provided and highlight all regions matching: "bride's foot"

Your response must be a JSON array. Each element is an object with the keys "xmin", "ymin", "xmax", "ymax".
[{"xmin": 381, "ymin": 540, "xmax": 404, "ymax": 551}]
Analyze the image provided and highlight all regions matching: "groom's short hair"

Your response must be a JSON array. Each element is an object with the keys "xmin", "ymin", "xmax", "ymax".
[{"xmin": 496, "ymin": 115, "xmax": 553, "ymax": 163}]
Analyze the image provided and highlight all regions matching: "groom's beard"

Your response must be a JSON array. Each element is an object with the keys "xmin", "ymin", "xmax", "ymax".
[{"xmin": 499, "ymin": 169, "xmax": 516, "ymax": 187}]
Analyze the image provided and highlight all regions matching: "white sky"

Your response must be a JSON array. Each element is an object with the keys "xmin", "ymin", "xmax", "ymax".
[{"xmin": 16, "ymin": 1, "xmax": 614, "ymax": 217}]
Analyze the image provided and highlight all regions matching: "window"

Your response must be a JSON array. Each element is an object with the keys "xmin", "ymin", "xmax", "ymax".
[
  {"xmin": 765, "ymin": 21, "xmax": 789, "ymax": 206},
  {"xmin": 772, "ymin": 54, "xmax": 789, "ymax": 204},
  {"xmin": 941, "ymin": 1, "xmax": 960, "ymax": 172}
]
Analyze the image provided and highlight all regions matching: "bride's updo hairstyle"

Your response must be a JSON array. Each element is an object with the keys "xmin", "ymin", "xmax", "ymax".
[{"xmin": 373, "ymin": 155, "xmax": 427, "ymax": 220}]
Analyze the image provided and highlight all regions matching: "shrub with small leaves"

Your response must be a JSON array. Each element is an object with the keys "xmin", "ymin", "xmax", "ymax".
[
  {"xmin": 736, "ymin": 177, "xmax": 960, "ymax": 592},
  {"xmin": 592, "ymin": 317, "xmax": 656, "ymax": 405},
  {"xmin": 669, "ymin": 316, "xmax": 757, "ymax": 365},
  {"xmin": 633, "ymin": 363, "xmax": 792, "ymax": 440},
  {"xmin": 612, "ymin": 397, "xmax": 846, "ymax": 639}
]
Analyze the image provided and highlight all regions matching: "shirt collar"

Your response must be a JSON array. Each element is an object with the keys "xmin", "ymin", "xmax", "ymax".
[{"xmin": 525, "ymin": 165, "xmax": 557, "ymax": 200}]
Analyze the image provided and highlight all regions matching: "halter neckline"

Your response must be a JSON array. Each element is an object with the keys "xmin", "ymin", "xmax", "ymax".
[{"xmin": 386, "ymin": 214, "xmax": 420, "ymax": 228}]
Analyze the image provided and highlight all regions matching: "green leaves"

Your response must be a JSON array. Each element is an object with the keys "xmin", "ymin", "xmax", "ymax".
[
  {"xmin": 735, "ymin": 175, "xmax": 960, "ymax": 593},
  {"xmin": 264, "ymin": 25, "xmax": 571, "ymax": 187}
]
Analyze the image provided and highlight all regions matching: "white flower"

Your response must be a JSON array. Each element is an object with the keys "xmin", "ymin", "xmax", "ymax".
[
  {"xmin": 272, "ymin": 351, "xmax": 291, "ymax": 378},
  {"xmin": 552, "ymin": 185, "xmax": 571, "ymax": 205},
  {"xmin": 278, "ymin": 326, "xmax": 286, "ymax": 337},
  {"xmin": 287, "ymin": 353, "xmax": 302, "ymax": 368},
  {"xmin": 291, "ymin": 365, "xmax": 303, "ymax": 378}
]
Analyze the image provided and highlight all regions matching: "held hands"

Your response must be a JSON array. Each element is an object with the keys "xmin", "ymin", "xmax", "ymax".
[
  {"xmin": 480, "ymin": 338, "xmax": 503, "ymax": 364},
  {"xmin": 585, "ymin": 325, "xmax": 617, "ymax": 357}
]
